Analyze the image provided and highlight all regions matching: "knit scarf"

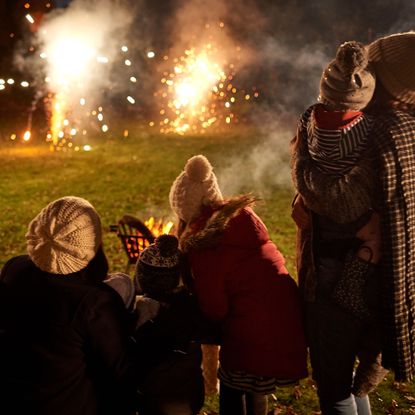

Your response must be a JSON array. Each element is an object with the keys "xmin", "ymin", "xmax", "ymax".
[
  {"xmin": 292, "ymin": 107, "xmax": 377, "ymax": 224},
  {"xmin": 304, "ymin": 106, "xmax": 375, "ymax": 175}
]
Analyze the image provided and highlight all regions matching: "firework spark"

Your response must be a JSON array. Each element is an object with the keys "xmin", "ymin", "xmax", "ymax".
[
  {"xmin": 153, "ymin": 24, "xmax": 258, "ymax": 135},
  {"xmin": 25, "ymin": 0, "xmax": 135, "ymax": 150}
]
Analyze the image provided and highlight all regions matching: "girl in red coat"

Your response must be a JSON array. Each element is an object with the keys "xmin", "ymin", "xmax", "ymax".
[{"xmin": 169, "ymin": 155, "xmax": 307, "ymax": 415}]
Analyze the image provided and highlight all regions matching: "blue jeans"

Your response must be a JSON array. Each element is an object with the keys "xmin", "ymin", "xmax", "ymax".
[
  {"xmin": 306, "ymin": 249, "xmax": 387, "ymax": 415},
  {"xmin": 320, "ymin": 394, "xmax": 371, "ymax": 415}
]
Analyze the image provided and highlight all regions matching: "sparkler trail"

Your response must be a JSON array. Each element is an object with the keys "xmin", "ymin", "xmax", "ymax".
[
  {"xmin": 6, "ymin": 0, "xmax": 137, "ymax": 150},
  {"xmin": 36, "ymin": 0, "xmax": 134, "ymax": 150}
]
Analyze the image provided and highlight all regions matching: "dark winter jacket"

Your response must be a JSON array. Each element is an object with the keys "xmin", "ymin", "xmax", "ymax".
[
  {"xmin": 180, "ymin": 195, "xmax": 308, "ymax": 380},
  {"xmin": 0, "ymin": 255, "xmax": 137, "ymax": 415},
  {"xmin": 134, "ymin": 289, "xmax": 205, "ymax": 415}
]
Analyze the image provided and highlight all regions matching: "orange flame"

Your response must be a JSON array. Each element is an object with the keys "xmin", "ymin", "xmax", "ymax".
[
  {"xmin": 125, "ymin": 217, "xmax": 175, "ymax": 257},
  {"xmin": 144, "ymin": 217, "xmax": 174, "ymax": 238}
]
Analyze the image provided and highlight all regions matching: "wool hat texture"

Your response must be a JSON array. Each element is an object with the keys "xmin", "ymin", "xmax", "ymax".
[
  {"xmin": 369, "ymin": 31, "xmax": 415, "ymax": 105},
  {"xmin": 135, "ymin": 234, "xmax": 181, "ymax": 298},
  {"xmin": 319, "ymin": 41, "xmax": 376, "ymax": 110},
  {"xmin": 26, "ymin": 196, "xmax": 102, "ymax": 275},
  {"xmin": 104, "ymin": 272, "xmax": 135, "ymax": 309},
  {"xmin": 169, "ymin": 155, "xmax": 223, "ymax": 223}
]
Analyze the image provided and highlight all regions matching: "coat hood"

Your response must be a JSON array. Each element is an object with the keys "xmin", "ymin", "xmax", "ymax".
[{"xmin": 180, "ymin": 194, "xmax": 259, "ymax": 253}]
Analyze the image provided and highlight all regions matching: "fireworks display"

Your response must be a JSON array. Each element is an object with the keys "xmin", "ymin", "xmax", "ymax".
[
  {"xmin": 0, "ymin": 1, "xmax": 138, "ymax": 150},
  {"xmin": 153, "ymin": 32, "xmax": 259, "ymax": 135},
  {"xmin": 0, "ymin": 1, "xmax": 261, "ymax": 148}
]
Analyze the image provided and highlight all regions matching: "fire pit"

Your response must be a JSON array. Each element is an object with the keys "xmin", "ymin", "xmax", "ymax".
[{"xmin": 111, "ymin": 214, "xmax": 174, "ymax": 272}]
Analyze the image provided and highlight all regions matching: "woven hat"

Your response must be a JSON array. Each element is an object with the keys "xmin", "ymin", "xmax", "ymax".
[
  {"xmin": 26, "ymin": 196, "xmax": 102, "ymax": 275},
  {"xmin": 319, "ymin": 41, "xmax": 376, "ymax": 110},
  {"xmin": 369, "ymin": 31, "xmax": 415, "ymax": 105},
  {"xmin": 135, "ymin": 234, "xmax": 181, "ymax": 298},
  {"xmin": 169, "ymin": 155, "xmax": 223, "ymax": 223}
]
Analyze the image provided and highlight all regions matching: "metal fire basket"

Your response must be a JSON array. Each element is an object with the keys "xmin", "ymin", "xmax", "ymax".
[{"xmin": 110, "ymin": 214, "xmax": 155, "ymax": 273}]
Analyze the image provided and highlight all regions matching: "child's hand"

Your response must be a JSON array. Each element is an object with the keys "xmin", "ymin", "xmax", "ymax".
[{"xmin": 292, "ymin": 195, "xmax": 311, "ymax": 230}]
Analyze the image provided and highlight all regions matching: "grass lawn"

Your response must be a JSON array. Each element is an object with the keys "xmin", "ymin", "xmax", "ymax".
[{"xmin": 1, "ymin": 124, "xmax": 415, "ymax": 414}]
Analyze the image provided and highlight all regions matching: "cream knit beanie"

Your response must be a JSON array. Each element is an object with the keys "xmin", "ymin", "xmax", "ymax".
[
  {"xmin": 369, "ymin": 31, "xmax": 415, "ymax": 105},
  {"xmin": 169, "ymin": 155, "xmax": 223, "ymax": 223},
  {"xmin": 26, "ymin": 196, "xmax": 102, "ymax": 275},
  {"xmin": 319, "ymin": 41, "xmax": 376, "ymax": 110}
]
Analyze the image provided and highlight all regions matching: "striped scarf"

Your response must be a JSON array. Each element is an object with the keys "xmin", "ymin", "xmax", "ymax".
[
  {"xmin": 372, "ymin": 108, "xmax": 415, "ymax": 381},
  {"xmin": 301, "ymin": 105, "xmax": 374, "ymax": 175},
  {"xmin": 292, "ymin": 105, "xmax": 377, "ymax": 224}
]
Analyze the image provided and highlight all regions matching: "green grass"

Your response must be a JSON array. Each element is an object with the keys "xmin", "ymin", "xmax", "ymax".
[{"xmin": 1, "ymin": 125, "xmax": 415, "ymax": 414}]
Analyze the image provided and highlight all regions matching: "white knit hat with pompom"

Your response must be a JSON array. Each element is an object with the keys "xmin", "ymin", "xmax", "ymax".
[
  {"xmin": 169, "ymin": 155, "xmax": 223, "ymax": 223},
  {"xmin": 26, "ymin": 196, "xmax": 102, "ymax": 275}
]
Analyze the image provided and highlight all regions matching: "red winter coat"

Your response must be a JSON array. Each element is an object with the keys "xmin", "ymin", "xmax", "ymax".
[{"xmin": 180, "ymin": 195, "xmax": 308, "ymax": 380}]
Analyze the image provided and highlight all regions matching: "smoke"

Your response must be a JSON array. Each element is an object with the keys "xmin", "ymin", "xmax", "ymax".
[
  {"xmin": 8, "ymin": 0, "xmax": 415, "ymax": 174},
  {"xmin": 177, "ymin": 0, "xmax": 414, "ymax": 195},
  {"xmin": 214, "ymin": 38, "xmax": 330, "ymax": 195},
  {"xmin": 12, "ymin": 0, "xmax": 143, "ymax": 143},
  {"xmin": 39, "ymin": 0, "xmax": 134, "ymax": 115},
  {"xmin": 164, "ymin": 0, "xmax": 328, "ymax": 194},
  {"xmin": 217, "ymin": 120, "xmax": 294, "ymax": 197}
]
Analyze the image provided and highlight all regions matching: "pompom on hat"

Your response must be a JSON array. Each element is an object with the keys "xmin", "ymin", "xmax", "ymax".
[
  {"xmin": 135, "ymin": 234, "xmax": 181, "ymax": 299},
  {"xmin": 368, "ymin": 31, "xmax": 415, "ymax": 105},
  {"xmin": 26, "ymin": 196, "xmax": 102, "ymax": 275},
  {"xmin": 319, "ymin": 41, "xmax": 376, "ymax": 110},
  {"xmin": 169, "ymin": 155, "xmax": 223, "ymax": 223}
]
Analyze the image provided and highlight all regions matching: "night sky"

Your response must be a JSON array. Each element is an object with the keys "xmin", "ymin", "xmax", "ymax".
[{"xmin": 0, "ymin": 0, "xmax": 413, "ymax": 126}]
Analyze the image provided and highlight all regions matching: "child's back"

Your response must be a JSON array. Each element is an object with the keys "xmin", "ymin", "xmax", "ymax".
[{"xmin": 133, "ymin": 235, "xmax": 205, "ymax": 415}]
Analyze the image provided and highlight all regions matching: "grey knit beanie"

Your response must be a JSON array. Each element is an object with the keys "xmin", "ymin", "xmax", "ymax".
[
  {"xmin": 169, "ymin": 155, "xmax": 223, "ymax": 223},
  {"xmin": 369, "ymin": 31, "xmax": 415, "ymax": 105},
  {"xmin": 26, "ymin": 196, "xmax": 102, "ymax": 275},
  {"xmin": 319, "ymin": 41, "xmax": 376, "ymax": 110}
]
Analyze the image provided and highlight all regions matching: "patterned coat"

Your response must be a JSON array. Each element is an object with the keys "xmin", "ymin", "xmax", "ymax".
[{"xmin": 372, "ymin": 108, "xmax": 415, "ymax": 381}]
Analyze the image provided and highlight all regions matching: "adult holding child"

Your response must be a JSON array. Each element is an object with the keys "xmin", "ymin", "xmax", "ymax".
[
  {"xmin": 291, "ymin": 31, "xmax": 415, "ymax": 414},
  {"xmin": 291, "ymin": 39, "xmax": 387, "ymax": 415},
  {"xmin": 0, "ymin": 196, "xmax": 137, "ymax": 415},
  {"xmin": 169, "ymin": 155, "xmax": 308, "ymax": 415}
]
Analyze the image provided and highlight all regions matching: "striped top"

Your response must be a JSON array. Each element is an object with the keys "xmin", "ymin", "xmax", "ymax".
[
  {"xmin": 218, "ymin": 366, "xmax": 297, "ymax": 394},
  {"xmin": 300, "ymin": 105, "xmax": 374, "ymax": 175}
]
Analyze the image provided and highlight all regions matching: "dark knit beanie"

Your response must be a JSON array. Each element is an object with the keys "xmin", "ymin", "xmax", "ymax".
[
  {"xmin": 319, "ymin": 41, "xmax": 375, "ymax": 110},
  {"xmin": 135, "ymin": 235, "xmax": 181, "ymax": 298}
]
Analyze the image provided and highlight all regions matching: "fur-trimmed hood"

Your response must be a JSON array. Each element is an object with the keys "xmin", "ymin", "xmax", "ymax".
[{"xmin": 180, "ymin": 194, "xmax": 256, "ymax": 253}]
